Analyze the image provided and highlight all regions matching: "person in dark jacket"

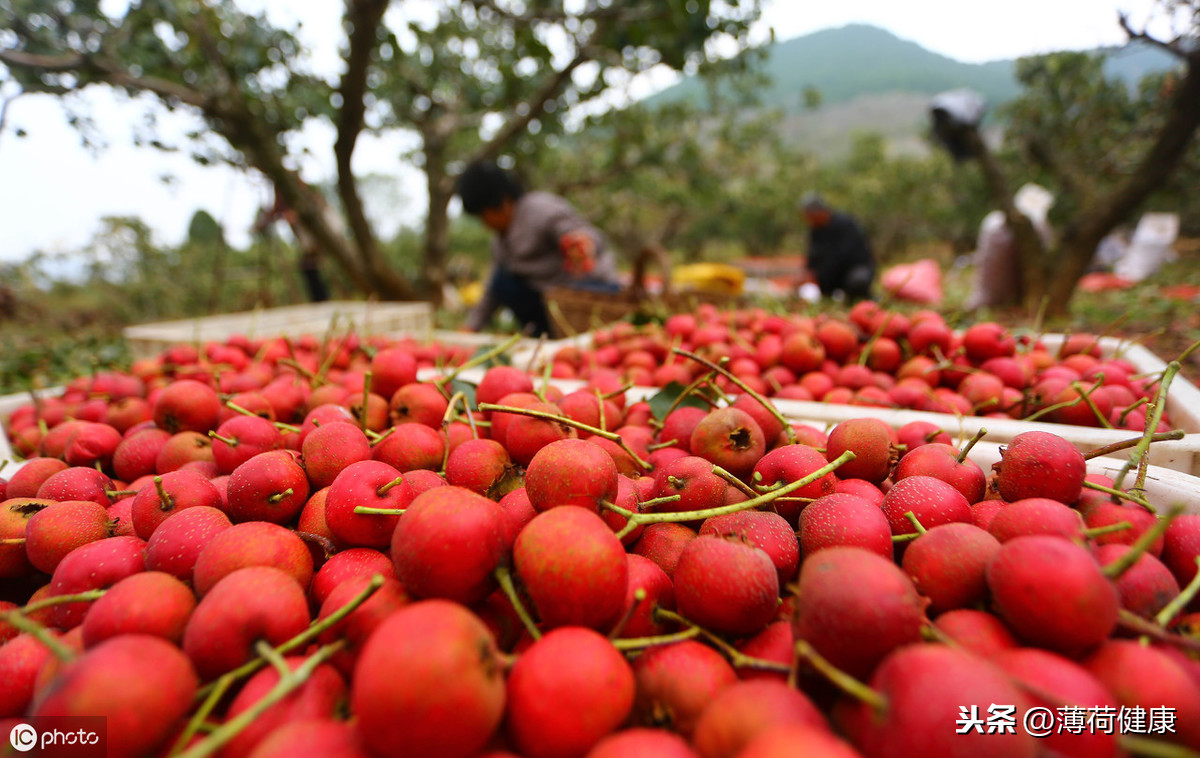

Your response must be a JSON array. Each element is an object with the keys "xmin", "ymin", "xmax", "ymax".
[
  {"xmin": 456, "ymin": 160, "xmax": 619, "ymax": 336},
  {"xmin": 800, "ymin": 193, "xmax": 875, "ymax": 301}
]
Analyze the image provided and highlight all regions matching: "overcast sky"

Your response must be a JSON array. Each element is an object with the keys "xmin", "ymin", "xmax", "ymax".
[{"xmin": 0, "ymin": 0, "xmax": 1167, "ymax": 264}]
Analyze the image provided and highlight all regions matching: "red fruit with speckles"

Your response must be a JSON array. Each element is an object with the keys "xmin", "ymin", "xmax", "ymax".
[
  {"xmin": 24, "ymin": 499, "xmax": 112, "ymax": 574},
  {"xmin": 993, "ymin": 431, "xmax": 1086, "ymax": 504},
  {"xmin": 791, "ymin": 547, "xmax": 926, "ymax": 679},
  {"xmin": 689, "ymin": 408, "xmax": 765, "ymax": 481},
  {"xmin": 506, "ymin": 626, "xmax": 634, "ymax": 758},
  {"xmin": 901, "ymin": 523, "xmax": 1001, "ymax": 614},
  {"xmin": 691, "ymin": 679, "xmax": 829, "ymax": 758},
  {"xmin": 674, "ymin": 535, "xmax": 778, "ymax": 638},
  {"xmin": 825, "ymin": 418, "xmax": 895, "ymax": 485},
  {"xmin": 192, "ymin": 520, "xmax": 313, "ymax": 596},
  {"xmin": 525, "ymin": 438, "xmax": 619, "ymax": 513},
  {"xmin": 391, "ymin": 486, "xmax": 507, "ymax": 605},
  {"xmin": 144, "ymin": 505, "xmax": 232, "ymax": 583},
  {"xmin": 631, "ymin": 641, "xmax": 737, "ymax": 737},
  {"xmin": 353, "ymin": 600, "xmax": 506, "ymax": 758},
  {"xmin": 515, "ymin": 507, "xmax": 627, "ymax": 631},
  {"xmin": 153, "ymin": 379, "xmax": 221, "ymax": 433},
  {"xmin": 987, "ymin": 536, "xmax": 1118, "ymax": 655}
]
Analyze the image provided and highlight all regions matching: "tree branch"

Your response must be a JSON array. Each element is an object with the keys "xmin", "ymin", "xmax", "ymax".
[
  {"xmin": 468, "ymin": 49, "xmax": 591, "ymax": 168},
  {"xmin": 1119, "ymin": 11, "xmax": 1192, "ymax": 60},
  {"xmin": 333, "ymin": 0, "xmax": 416, "ymax": 300}
]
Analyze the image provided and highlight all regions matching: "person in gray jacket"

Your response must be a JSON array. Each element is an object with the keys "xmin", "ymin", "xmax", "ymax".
[{"xmin": 457, "ymin": 160, "xmax": 620, "ymax": 336}]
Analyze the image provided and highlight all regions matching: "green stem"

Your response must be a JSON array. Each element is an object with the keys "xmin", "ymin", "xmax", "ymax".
[
  {"xmin": 360, "ymin": 371, "xmax": 373, "ymax": 434},
  {"xmin": 711, "ymin": 465, "xmax": 759, "ymax": 499},
  {"xmin": 0, "ymin": 611, "xmax": 75, "ymax": 662},
  {"xmin": 1156, "ymin": 557, "xmax": 1200, "ymax": 627},
  {"xmin": 794, "ymin": 639, "xmax": 888, "ymax": 711},
  {"xmin": 660, "ymin": 370, "xmax": 719, "ymax": 422},
  {"xmin": 1080, "ymin": 522, "xmax": 1132, "ymax": 538},
  {"xmin": 16, "ymin": 589, "xmax": 107, "ymax": 615},
  {"xmin": 674, "ymin": 348, "xmax": 797, "ymax": 445},
  {"xmin": 611, "ymin": 627, "xmax": 702, "ymax": 651},
  {"xmin": 637, "ymin": 494, "xmax": 683, "ymax": 510},
  {"xmin": 1131, "ymin": 362, "xmax": 1179, "ymax": 495},
  {"xmin": 194, "ymin": 574, "xmax": 383, "ymax": 701},
  {"xmin": 495, "ymin": 565, "xmax": 541, "ymax": 641},
  {"xmin": 1084, "ymin": 430, "xmax": 1185, "ymax": 461},
  {"xmin": 905, "ymin": 511, "xmax": 927, "ymax": 535},
  {"xmin": 479, "ymin": 403, "xmax": 652, "ymax": 471},
  {"xmin": 1102, "ymin": 506, "xmax": 1183, "ymax": 580},
  {"xmin": 170, "ymin": 675, "xmax": 233, "ymax": 756},
  {"xmin": 653, "ymin": 608, "xmax": 791, "ymax": 673},
  {"xmin": 207, "ymin": 431, "xmax": 238, "ymax": 447},
  {"xmin": 353, "ymin": 506, "xmax": 406, "ymax": 516},
  {"xmin": 1118, "ymin": 735, "xmax": 1200, "ymax": 758},
  {"xmin": 604, "ymin": 452, "xmax": 855, "ymax": 540},
  {"xmin": 154, "ymin": 475, "xmax": 174, "ymax": 511},
  {"xmin": 266, "ymin": 488, "xmax": 294, "ymax": 504},
  {"xmin": 955, "ymin": 427, "xmax": 987, "ymax": 464},
  {"xmin": 608, "ymin": 588, "xmax": 645, "ymax": 640},
  {"xmin": 440, "ymin": 334, "xmax": 524, "ymax": 383},
  {"xmin": 1070, "ymin": 380, "xmax": 1114, "ymax": 430},
  {"xmin": 376, "ymin": 476, "xmax": 405, "ymax": 497},
  {"xmin": 1082, "ymin": 481, "xmax": 1158, "ymax": 513},
  {"xmin": 177, "ymin": 641, "xmax": 346, "ymax": 758}
]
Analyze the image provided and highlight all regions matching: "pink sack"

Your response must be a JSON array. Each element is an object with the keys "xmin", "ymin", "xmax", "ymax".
[{"xmin": 881, "ymin": 259, "xmax": 944, "ymax": 305}]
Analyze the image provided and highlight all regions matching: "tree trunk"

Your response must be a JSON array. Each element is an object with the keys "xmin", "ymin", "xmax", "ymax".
[{"xmin": 423, "ymin": 145, "xmax": 452, "ymax": 308}]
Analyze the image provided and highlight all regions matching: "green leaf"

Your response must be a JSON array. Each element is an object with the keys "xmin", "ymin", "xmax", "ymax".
[
  {"xmin": 648, "ymin": 381, "xmax": 710, "ymax": 423},
  {"xmin": 468, "ymin": 345, "xmax": 511, "ymax": 369},
  {"xmin": 450, "ymin": 379, "xmax": 478, "ymax": 409}
]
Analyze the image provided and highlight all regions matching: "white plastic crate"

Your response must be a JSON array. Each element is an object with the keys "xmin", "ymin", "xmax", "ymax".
[{"xmin": 123, "ymin": 301, "xmax": 433, "ymax": 360}]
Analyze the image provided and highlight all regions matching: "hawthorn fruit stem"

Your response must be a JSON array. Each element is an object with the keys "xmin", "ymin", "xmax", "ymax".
[
  {"xmin": 154, "ymin": 475, "xmax": 175, "ymax": 510},
  {"xmin": 353, "ymin": 506, "xmax": 405, "ymax": 516},
  {"xmin": 1156, "ymin": 557, "xmax": 1200, "ymax": 627},
  {"xmin": 177, "ymin": 640, "xmax": 346, "ymax": 758},
  {"xmin": 359, "ymin": 371, "xmax": 373, "ymax": 434},
  {"xmin": 193, "ymin": 574, "xmax": 383, "ymax": 702},
  {"xmin": 636, "ymin": 494, "xmax": 683, "ymax": 510},
  {"xmin": 1102, "ymin": 506, "xmax": 1183, "ymax": 580},
  {"xmin": 604, "ymin": 452, "xmax": 855, "ymax": 540},
  {"xmin": 0, "ymin": 609, "xmax": 75, "ymax": 662},
  {"xmin": 17, "ymin": 589, "xmax": 107, "ymax": 615},
  {"xmin": 711, "ymin": 465, "xmax": 759, "ymax": 499},
  {"xmin": 266, "ymin": 488, "xmax": 294, "ymax": 504},
  {"xmin": 1080, "ymin": 522, "xmax": 1133, "ymax": 538},
  {"xmin": 904, "ymin": 511, "xmax": 927, "ymax": 535},
  {"xmin": 1081, "ymin": 481, "xmax": 1158, "ymax": 513},
  {"xmin": 376, "ymin": 476, "xmax": 404, "ymax": 497},
  {"xmin": 608, "ymin": 588, "xmax": 645, "ymax": 640},
  {"xmin": 612, "ymin": 627, "xmax": 702, "ymax": 651},
  {"xmin": 0, "ymin": 537, "xmax": 25, "ymax": 545},
  {"xmin": 1117, "ymin": 734, "xmax": 1200, "ymax": 758},
  {"xmin": 673, "ymin": 348, "xmax": 797, "ymax": 445},
  {"xmin": 1084, "ymin": 430, "xmax": 1186, "ymax": 460},
  {"xmin": 955, "ymin": 427, "xmax": 987, "ymax": 463},
  {"xmin": 441, "ymin": 333, "xmax": 524, "ymax": 383},
  {"xmin": 653, "ymin": 608, "xmax": 791, "ymax": 673},
  {"xmin": 495, "ymin": 565, "xmax": 541, "ymax": 642},
  {"xmin": 794, "ymin": 639, "xmax": 888, "ymax": 711},
  {"xmin": 661, "ymin": 370, "xmax": 719, "ymax": 421},
  {"xmin": 208, "ymin": 431, "xmax": 238, "ymax": 447},
  {"xmin": 1115, "ymin": 609, "xmax": 1200, "ymax": 655},
  {"xmin": 1070, "ymin": 380, "xmax": 1115, "ymax": 429},
  {"xmin": 478, "ymin": 403, "xmax": 652, "ymax": 471}
]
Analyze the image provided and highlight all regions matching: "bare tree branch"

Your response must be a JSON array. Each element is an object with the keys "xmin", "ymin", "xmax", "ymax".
[{"xmin": 1119, "ymin": 11, "xmax": 1191, "ymax": 59}]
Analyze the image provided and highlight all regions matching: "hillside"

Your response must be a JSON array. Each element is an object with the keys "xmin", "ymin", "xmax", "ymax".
[{"xmin": 647, "ymin": 24, "xmax": 1181, "ymax": 158}]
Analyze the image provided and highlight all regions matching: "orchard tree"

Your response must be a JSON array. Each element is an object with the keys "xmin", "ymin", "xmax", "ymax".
[
  {"xmin": 954, "ymin": 2, "xmax": 1200, "ymax": 315},
  {"xmin": 0, "ymin": 0, "xmax": 764, "ymax": 302}
]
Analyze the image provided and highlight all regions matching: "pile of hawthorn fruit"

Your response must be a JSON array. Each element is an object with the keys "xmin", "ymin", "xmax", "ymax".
[
  {"xmin": 543, "ymin": 301, "xmax": 1174, "ymax": 432},
  {"xmin": 1, "ymin": 313, "xmax": 1199, "ymax": 758}
]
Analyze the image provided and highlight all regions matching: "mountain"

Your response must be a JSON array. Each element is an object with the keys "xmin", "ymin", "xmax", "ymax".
[{"xmin": 646, "ymin": 24, "xmax": 1182, "ymax": 158}]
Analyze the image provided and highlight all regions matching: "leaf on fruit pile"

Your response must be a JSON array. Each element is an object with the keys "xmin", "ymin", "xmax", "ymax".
[
  {"xmin": 450, "ymin": 379, "xmax": 478, "ymax": 408},
  {"xmin": 648, "ymin": 381, "xmax": 711, "ymax": 422},
  {"xmin": 468, "ymin": 345, "xmax": 511, "ymax": 368}
]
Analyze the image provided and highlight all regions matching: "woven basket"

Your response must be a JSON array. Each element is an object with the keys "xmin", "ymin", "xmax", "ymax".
[{"xmin": 543, "ymin": 244, "xmax": 739, "ymax": 338}]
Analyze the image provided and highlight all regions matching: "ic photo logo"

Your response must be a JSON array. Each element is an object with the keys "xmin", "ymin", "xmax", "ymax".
[{"xmin": 9, "ymin": 723, "xmax": 37, "ymax": 752}]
